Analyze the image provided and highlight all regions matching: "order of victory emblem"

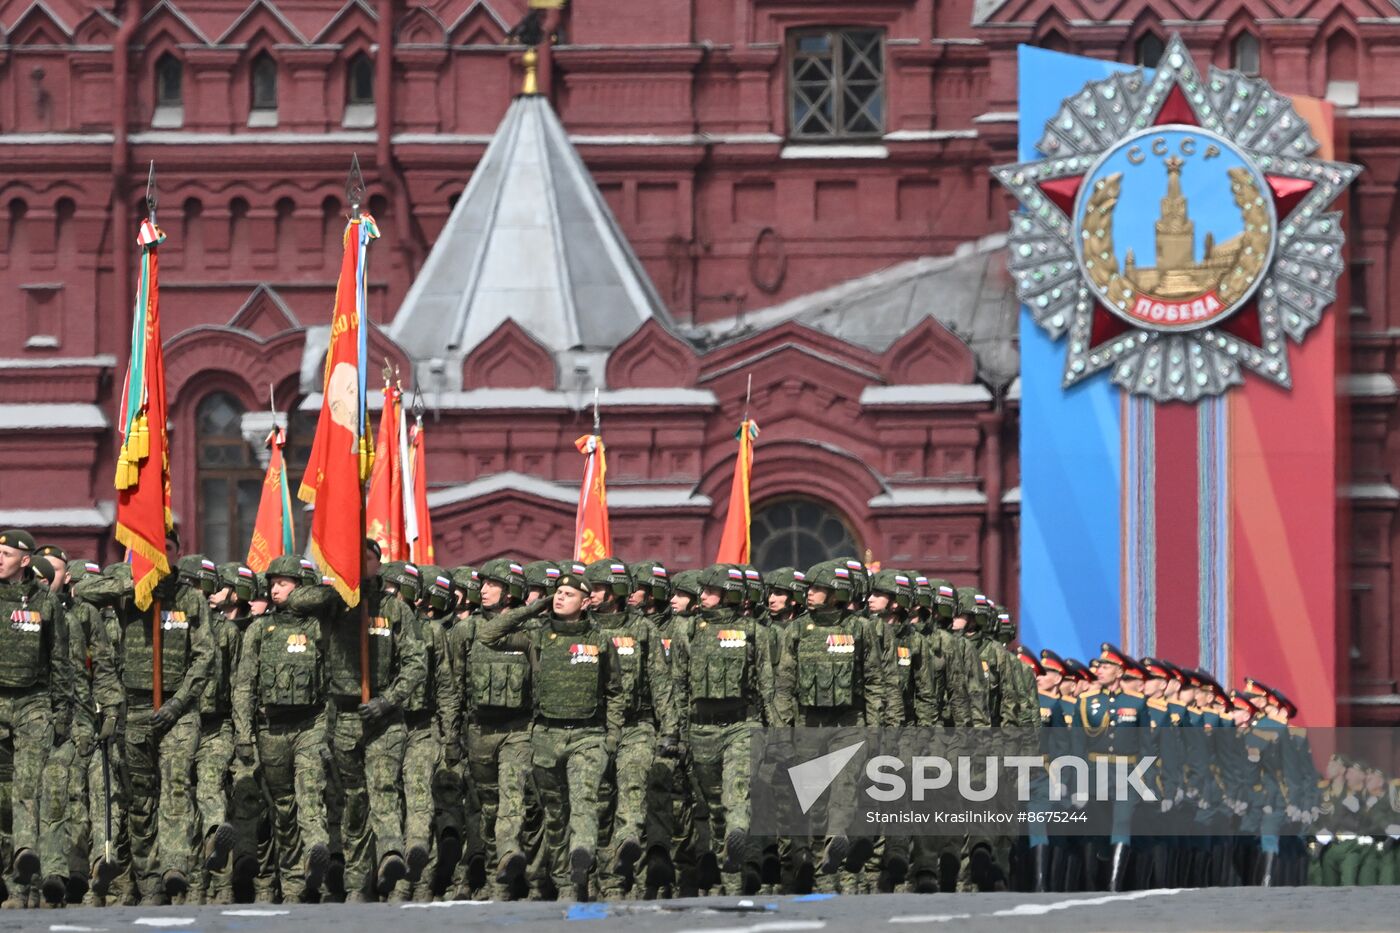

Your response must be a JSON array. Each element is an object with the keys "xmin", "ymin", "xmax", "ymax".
[{"xmin": 993, "ymin": 35, "xmax": 1360, "ymax": 402}]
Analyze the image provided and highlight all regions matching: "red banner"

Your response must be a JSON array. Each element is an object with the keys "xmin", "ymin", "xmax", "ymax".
[
  {"xmin": 366, "ymin": 385, "xmax": 406, "ymax": 561},
  {"xmin": 574, "ymin": 434, "xmax": 611, "ymax": 563},
  {"xmin": 114, "ymin": 219, "xmax": 171, "ymax": 610},
  {"xmin": 408, "ymin": 418, "xmax": 435, "ymax": 565},
  {"xmin": 298, "ymin": 216, "xmax": 378, "ymax": 607},
  {"xmin": 715, "ymin": 420, "xmax": 760, "ymax": 564},
  {"xmin": 247, "ymin": 427, "xmax": 293, "ymax": 572}
]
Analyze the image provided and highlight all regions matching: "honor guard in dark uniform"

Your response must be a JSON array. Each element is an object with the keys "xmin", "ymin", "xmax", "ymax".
[{"xmin": 1077, "ymin": 645, "xmax": 1146, "ymax": 892}]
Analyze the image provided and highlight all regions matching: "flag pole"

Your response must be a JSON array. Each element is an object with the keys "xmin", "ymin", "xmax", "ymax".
[
  {"xmin": 146, "ymin": 161, "xmax": 164, "ymax": 712},
  {"xmin": 347, "ymin": 154, "xmax": 372, "ymax": 706},
  {"xmin": 742, "ymin": 372, "xmax": 752, "ymax": 425}
]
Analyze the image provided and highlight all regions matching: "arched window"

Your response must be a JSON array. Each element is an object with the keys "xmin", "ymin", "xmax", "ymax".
[
  {"xmin": 196, "ymin": 392, "xmax": 262, "ymax": 563},
  {"xmin": 154, "ymin": 53, "xmax": 184, "ymax": 127},
  {"xmin": 251, "ymin": 52, "xmax": 278, "ymax": 123},
  {"xmin": 749, "ymin": 497, "xmax": 859, "ymax": 573},
  {"xmin": 348, "ymin": 53, "xmax": 374, "ymax": 104},
  {"xmin": 1232, "ymin": 33, "xmax": 1260, "ymax": 76},
  {"xmin": 1136, "ymin": 34, "xmax": 1165, "ymax": 69}
]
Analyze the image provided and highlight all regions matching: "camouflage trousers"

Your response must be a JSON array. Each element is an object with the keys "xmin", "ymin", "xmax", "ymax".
[
  {"xmin": 531, "ymin": 723, "xmax": 607, "ymax": 897},
  {"xmin": 391, "ymin": 713, "xmax": 438, "ymax": 901},
  {"xmin": 255, "ymin": 708, "xmax": 329, "ymax": 902},
  {"xmin": 126, "ymin": 701, "xmax": 200, "ymax": 897},
  {"xmin": 0, "ymin": 690, "xmax": 66, "ymax": 884},
  {"xmin": 688, "ymin": 717, "xmax": 756, "ymax": 884},
  {"xmin": 465, "ymin": 717, "xmax": 532, "ymax": 895},
  {"xmin": 194, "ymin": 714, "xmax": 235, "ymax": 902},
  {"xmin": 598, "ymin": 720, "xmax": 658, "ymax": 897},
  {"xmin": 329, "ymin": 702, "xmax": 407, "ymax": 899}
]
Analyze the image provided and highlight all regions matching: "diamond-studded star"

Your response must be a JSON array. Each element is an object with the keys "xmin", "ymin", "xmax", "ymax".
[{"xmin": 993, "ymin": 34, "xmax": 1360, "ymax": 402}]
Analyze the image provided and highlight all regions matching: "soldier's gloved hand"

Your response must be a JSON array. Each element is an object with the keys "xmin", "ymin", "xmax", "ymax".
[
  {"xmin": 98, "ymin": 711, "xmax": 118, "ymax": 744},
  {"xmin": 1343, "ymin": 795, "xmax": 1361, "ymax": 813},
  {"xmin": 1160, "ymin": 797, "xmax": 1173, "ymax": 813},
  {"xmin": 604, "ymin": 734, "xmax": 619, "ymax": 757},
  {"xmin": 236, "ymin": 741, "xmax": 256, "ymax": 765},
  {"xmin": 150, "ymin": 696, "xmax": 185, "ymax": 731},
  {"xmin": 358, "ymin": 696, "xmax": 394, "ymax": 723},
  {"xmin": 76, "ymin": 732, "xmax": 93, "ymax": 758},
  {"xmin": 657, "ymin": 734, "xmax": 681, "ymax": 759},
  {"xmin": 52, "ymin": 717, "xmax": 70, "ymax": 748}
]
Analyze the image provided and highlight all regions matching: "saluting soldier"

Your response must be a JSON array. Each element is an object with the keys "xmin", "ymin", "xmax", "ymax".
[
  {"xmin": 74, "ymin": 532, "xmax": 211, "ymax": 906},
  {"xmin": 473, "ymin": 567, "xmax": 623, "ymax": 902}
]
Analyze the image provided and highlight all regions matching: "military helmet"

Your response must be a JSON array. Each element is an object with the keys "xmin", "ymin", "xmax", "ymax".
[
  {"xmin": 66, "ymin": 558, "xmax": 102, "ymax": 588},
  {"xmin": 583, "ymin": 558, "xmax": 632, "ymax": 598},
  {"xmin": 762, "ymin": 567, "xmax": 805, "ymax": 595},
  {"xmin": 739, "ymin": 566, "xmax": 764, "ymax": 606},
  {"xmin": 383, "ymin": 561, "xmax": 423, "ymax": 604},
  {"xmin": 869, "ymin": 568, "xmax": 913, "ymax": 611},
  {"xmin": 523, "ymin": 560, "xmax": 561, "ymax": 596},
  {"xmin": 218, "ymin": 561, "xmax": 257, "ymax": 603},
  {"xmin": 926, "ymin": 578, "xmax": 958, "ymax": 622},
  {"xmin": 837, "ymin": 557, "xmax": 868, "ymax": 604},
  {"xmin": 804, "ymin": 559, "xmax": 854, "ymax": 602},
  {"xmin": 478, "ymin": 557, "xmax": 525, "ymax": 603},
  {"xmin": 697, "ymin": 563, "xmax": 746, "ymax": 606},
  {"xmin": 265, "ymin": 554, "xmax": 305, "ymax": 583},
  {"xmin": 671, "ymin": 569, "xmax": 703, "ymax": 601},
  {"xmin": 421, "ymin": 566, "xmax": 456, "ymax": 614},
  {"xmin": 449, "ymin": 565, "xmax": 480, "ymax": 607},
  {"xmin": 954, "ymin": 586, "xmax": 992, "ymax": 629},
  {"xmin": 297, "ymin": 558, "xmax": 324, "ymax": 587},
  {"xmin": 996, "ymin": 609, "xmax": 1016, "ymax": 642},
  {"xmin": 629, "ymin": 560, "xmax": 671, "ymax": 603},
  {"xmin": 252, "ymin": 572, "xmax": 269, "ymax": 602},
  {"xmin": 912, "ymin": 575, "xmax": 932, "ymax": 611},
  {"xmin": 177, "ymin": 554, "xmax": 221, "ymax": 596}
]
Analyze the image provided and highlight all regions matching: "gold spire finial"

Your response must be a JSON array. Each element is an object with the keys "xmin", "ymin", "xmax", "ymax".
[{"xmin": 522, "ymin": 47, "xmax": 539, "ymax": 96}]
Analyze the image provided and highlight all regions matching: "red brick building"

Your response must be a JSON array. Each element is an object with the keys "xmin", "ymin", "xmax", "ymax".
[{"xmin": 0, "ymin": 0, "xmax": 1396, "ymax": 719}]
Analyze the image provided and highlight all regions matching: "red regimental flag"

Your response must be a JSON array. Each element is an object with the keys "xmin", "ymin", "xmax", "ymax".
[
  {"xmin": 298, "ymin": 215, "xmax": 379, "ymax": 607},
  {"xmin": 408, "ymin": 418, "xmax": 435, "ymax": 565},
  {"xmin": 714, "ymin": 420, "xmax": 760, "ymax": 564},
  {"xmin": 114, "ymin": 219, "xmax": 172, "ymax": 610},
  {"xmin": 247, "ymin": 427, "xmax": 294, "ymax": 572},
  {"xmin": 573, "ymin": 434, "xmax": 611, "ymax": 563},
  {"xmin": 365, "ymin": 385, "xmax": 405, "ymax": 560}
]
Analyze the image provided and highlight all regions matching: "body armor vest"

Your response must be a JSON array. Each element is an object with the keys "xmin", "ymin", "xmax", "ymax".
[
  {"xmin": 536, "ymin": 625, "xmax": 607, "ymax": 721},
  {"xmin": 0, "ymin": 582, "xmax": 48, "ymax": 689},
  {"xmin": 257, "ymin": 614, "xmax": 323, "ymax": 708},
  {"xmin": 471, "ymin": 611, "xmax": 530, "ymax": 711},
  {"xmin": 796, "ymin": 613, "xmax": 859, "ymax": 709},
  {"xmin": 122, "ymin": 601, "xmax": 192, "ymax": 694},
  {"xmin": 687, "ymin": 612, "xmax": 752, "ymax": 702}
]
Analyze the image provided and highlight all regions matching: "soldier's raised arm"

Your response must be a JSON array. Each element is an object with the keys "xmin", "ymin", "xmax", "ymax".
[{"xmin": 475, "ymin": 596, "xmax": 549, "ymax": 650}]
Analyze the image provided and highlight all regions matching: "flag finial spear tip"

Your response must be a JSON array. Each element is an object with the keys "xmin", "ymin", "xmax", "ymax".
[
  {"xmin": 345, "ymin": 153, "xmax": 365, "ymax": 215},
  {"xmin": 145, "ymin": 161, "xmax": 157, "ymax": 220}
]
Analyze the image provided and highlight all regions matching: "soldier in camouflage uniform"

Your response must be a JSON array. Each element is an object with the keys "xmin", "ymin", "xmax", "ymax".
[
  {"xmin": 675, "ymin": 564, "xmax": 775, "ymax": 895},
  {"xmin": 74, "ymin": 534, "xmax": 212, "ymax": 906},
  {"xmin": 0, "ymin": 535, "xmax": 72, "ymax": 909},
  {"xmin": 323, "ymin": 545, "xmax": 427, "ymax": 903},
  {"xmin": 57, "ymin": 559, "xmax": 124, "ymax": 906},
  {"xmin": 773, "ymin": 559, "xmax": 885, "ymax": 893},
  {"xmin": 232, "ymin": 555, "xmax": 333, "ymax": 902},
  {"xmin": 448, "ymin": 558, "xmax": 535, "ymax": 900},
  {"xmin": 868, "ymin": 569, "xmax": 941, "ymax": 893},
  {"xmin": 474, "ymin": 567, "xmax": 623, "ymax": 902},
  {"xmin": 389, "ymin": 565, "xmax": 457, "ymax": 902},
  {"xmin": 178, "ymin": 556, "xmax": 240, "ymax": 906},
  {"xmin": 588, "ymin": 559, "xmax": 681, "ymax": 899},
  {"xmin": 652, "ymin": 569, "xmax": 701, "ymax": 897}
]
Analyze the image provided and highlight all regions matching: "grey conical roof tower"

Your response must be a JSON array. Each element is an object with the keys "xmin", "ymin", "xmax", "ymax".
[{"xmin": 389, "ymin": 76, "xmax": 674, "ymax": 393}]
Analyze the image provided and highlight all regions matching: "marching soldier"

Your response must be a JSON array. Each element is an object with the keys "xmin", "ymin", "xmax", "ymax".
[
  {"xmin": 232, "ymin": 555, "xmax": 334, "ymax": 902},
  {"xmin": 74, "ymin": 534, "xmax": 211, "ymax": 906},
  {"xmin": 59, "ymin": 560, "xmax": 124, "ymax": 906},
  {"xmin": 323, "ymin": 546, "xmax": 427, "ymax": 903},
  {"xmin": 1077, "ymin": 645, "xmax": 1147, "ymax": 892},
  {"xmin": 774, "ymin": 559, "xmax": 885, "ymax": 893},
  {"xmin": 588, "ymin": 559, "xmax": 681, "ymax": 899},
  {"xmin": 474, "ymin": 567, "xmax": 623, "ymax": 902}
]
